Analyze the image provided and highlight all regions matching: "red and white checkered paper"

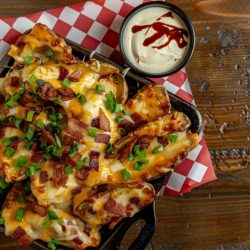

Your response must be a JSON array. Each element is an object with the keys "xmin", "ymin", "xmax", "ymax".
[{"xmin": 0, "ymin": 0, "xmax": 216, "ymax": 195}]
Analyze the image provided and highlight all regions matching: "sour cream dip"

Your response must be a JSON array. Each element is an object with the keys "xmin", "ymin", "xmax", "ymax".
[{"xmin": 119, "ymin": 2, "xmax": 195, "ymax": 77}]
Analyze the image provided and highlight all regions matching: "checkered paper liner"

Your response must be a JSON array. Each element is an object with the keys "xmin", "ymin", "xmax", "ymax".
[{"xmin": 0, "ymin": 0, "xmax": 216, "ymax": 195}]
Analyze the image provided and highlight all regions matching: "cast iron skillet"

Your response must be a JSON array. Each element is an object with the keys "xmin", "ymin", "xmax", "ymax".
[{"xmin": 0, "ymin": 38, "xmax": 202, "ymax": 250}]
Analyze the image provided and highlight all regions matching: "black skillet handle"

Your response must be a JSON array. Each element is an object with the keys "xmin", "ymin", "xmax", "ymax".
[{"xmin": 100, "ymin": 201, "xmax": 156, "ymax": 250}]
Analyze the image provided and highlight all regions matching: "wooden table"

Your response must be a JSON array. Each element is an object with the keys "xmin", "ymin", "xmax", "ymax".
[{"xmin": 0, "ymin": 0, "xmax": 249, "ymax": 249}]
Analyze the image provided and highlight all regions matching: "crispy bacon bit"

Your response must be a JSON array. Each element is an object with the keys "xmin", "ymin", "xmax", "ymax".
[
  {"xmin": 57, "ymin": 87, "xmax": 76, "ymax": 101},
  {"xmin": 89, "ymin": 151, "xmax": 100, "ymax": 171},
  {"xmin": 0, "ymin": 95, "xmax": 5, "ymax": 104},
  {"xmin": 12, "ymin": 227, "xmax": 32, "ymax": 247},
  {"xmin": 84, "ymin": 224, "xmax": 92, "ymax": 237},
  {"xmin": 68, "ymin": 71, "xmax": 82, "ymax": 82},
  {"xmin": 2, "ymin": 108, "xmax": 9, "ymax": 117},
  {"xmin": 96, "ymin": 184, "xmax": 108, "ymax": 193},
  {"xmin": 54, "ymin": 164, "xmax": 68, "ymax": 188},
  {"xmin": 73, "ymin": 237, "xmax": 83, "ymax": 245},
  {"xmin": 31, "ymin": 143, "xmax": 39, "ymax": 152},
  {"xmin": 39, "ymin": 171, "xmax": 48, "ymax": 184},
  {"xmin": 59, "ymin": 66, "xmax": 68, "ymax": 80},
  {"xmin": 10, "ymin": 76, "xmax": 20, "ymax": 87},
  {"xmin": 95, "ymin": 134, "xmax": 110, "ymax": 144},
  {"xmin": 157, "ymin": 136, "xmax": 168, "ymax": 147},
  {"xmin": 25, "ymin": 103, "xmax": 43, "ymax": 113},
  {"xmin": 104, "ymin": 198, "xmax": 127, "ymax": 216},
  {"xmin": 71, "ymin": 186, "xmax": 81, "ymax": 195},
  {"xmin": 64, "ymin": 153, "xmax": 81, "ymax": 166},
  {"xmin": 91, "ymin": 117, "xmax": 100, "ymax": 128},
  {"xmin": 62, "ymin": 225, "xmax": 66, "ymax": 232},
  {"xmin": 137, "ymin": 135, "xmax": 154, "ymax": 150},
  {"xmin": 118, "ymin": 138, "xmax": 137, "ymax": 161},
  {"xmin": 14, "ymin": 63, "xmax": 24, "ymax": 70},
  {"xmin": 118, "ymin": 120, "xmax": 135, "ymax": 133},
  {"xmin": 31, "ymin": 152, "xmax": 43, "ymax": 162},
  {"xmin": 39, "ymin": 82, "xmax": 58, "ymax": 101},
  {"xmin": 99, "ymin": 108, "xmax": 111, "ymax": 132},
  {"xmin": 131, "ymin": 112, "xmax": 147, "ymax": 128},
  {"xmin": 26, "ymin": 200, "xmax": 48, "ymax": 216},
  {"xmin": 9, "ymin": 138, "xmax": 19, "ymax": 150},
  {"xmin": 75, "ymin": 167, "xmax": 90, "ymax": 181},
  {"xmin": 41, "ymin": 128, "xmax": 55, "ymax": 145}
]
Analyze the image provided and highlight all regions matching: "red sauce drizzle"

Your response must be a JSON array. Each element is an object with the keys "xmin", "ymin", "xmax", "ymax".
[{"xmin": 131, "ymin": 11, "xmax": 188, "ymax": 50}]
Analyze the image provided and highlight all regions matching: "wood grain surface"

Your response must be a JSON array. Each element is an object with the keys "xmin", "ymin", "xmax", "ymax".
[{"xmin": 0, "ymin": 0, "xmax": 249, "ymax": 249}]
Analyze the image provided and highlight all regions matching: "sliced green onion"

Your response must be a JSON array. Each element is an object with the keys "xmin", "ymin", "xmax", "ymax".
[
  {"xmin": 52, "ymin": 147, "xmax": 61, "ymax": 157},
  {"xmin": 133, "ymin": 144, "xmax": 140, "ymax": 156},
  {"xmin": 82, "ymin": 157, "xmax": 90, "ymax": 165},
  {"xmin": 25, "ymin": 125, "xmax": 34, "ymax": 141},
  {"xmin": 121, "ymin": 169, "xmax": 131, "ymax": 181},
  {"xmin": 68, "ymin": 150, "xmax": 76, "ymax": 158},
  {"xmin": 4, "ymin": 147, "xmax": 16, "ymax": 157},
  {"xmin": 5, "ymin": 95, "xmax": 11, "ymax": 102},
  {"xmin": 48, "ymin": 113, "xmax": 57, "ymax": 122},
  {"xmin": 15, "ymin": 156, "xmax": 28, "ymax": 169},
  {"xmin": 25, "ymin": 55, "xmax": 32, "ymax": 65},
  {"xmin": 4, "ymin": 99, "xmax": 15, "ymax": 108},
  {"xmin": 43, "ymin": 153, "xmax": 52, "ymax": 160},
  {"xmin": 26, "ymin": 110, "xmax": 35, "ymax": 122},
  {"xmin": 56, "ymin": 113, "xmax": 63, "ymax": 120},
  {"xmin": 115, "ymin": 116, "xmax": 124, "ymax": 123},
  {"xmin": 106, "ymin": 92, "xmax": 116, "ymax": 102},
  {"xmin": 153, "ymin": 145, "xmax": 164, "ymax": 154},
  {"xmin": 56, "ymin": 95, "xmax": 62, "ymax": 104},
  {"xmin": 43, "ymin": 219, "xmax": 52, "ymax": 229},
  {"xmin": 0, "ymin": 177, "xmax": 8, "ymax": 189},
  {"xmin": 25, "ymin": 141, "xmax": 33, "ymax": 150},
  {"xmin": 76, "ymin": 159, "xmax": 83, "ymax": 170},
  {"xmin": 15, "ymin": 118, "xmax": 24, "ymax": 129},
  {"xmin": 0, "ymin": 216, "xmax": 4, "ymax": 225},
  {"xmin": 44, "ymin": 49, "xmax": 53, "ymax": 57},
  {"xmin": 26, "ymin": 163, "xmax": 41, "ymax": 177},
  {"xmin": 128, "ymin": 153, "xmax": 135, "ymax": 161},
  {"xmin": 170, "ymin": 106, "xmax": 175, "ymax": 113},
  {"xmin": 96, "ymin": 84, "xmax": 105, "ymax": 93},
  {"xmin": 57, "ymin": 217, "xmax": 64, "ymax": 225},
  {"xmin": 54, "ymin": 134, "xmax": 61, "ymax": 148},
  {"xmin": 64, "ymin": 165, "xmax": 73, "ymax": 175},
  {"xmin": 0, "ymin": 114, "xmax": 4, "ymax": 121},
  {"xmin": 17, "ymin": 195, "xmax": 25, "ymax": 203},
  {"xmin": 12, "ymin": 92, "xmax": 21, "ymax": 102},
  {"xmin": 62, "ymin": 79, "xmax": 71, "ymax": 87},
  {"xmin": 48, "ymin": 237, "xmax": 59, "ymax": 250},
  {"xmin": 29, "ymin": 74, "xmax": 37, "ymax": 84},
  {"xmin": 20, "ymin": 82, "xmax": 26, "ymax": 88},
  {"xmin": 35, "ymin": 119, "xmax": 44, "ymax": 128},
  {"xmin": 2, "ymin": 137, "xmax": 12, "ymax": 147},
  {"xmin": 169, "ymin": 134, "xmax": 178, "ymax": 143},
  {"xmin": 48, "ymin": 210, "xmax": 59, "ymax": 220},
  {"xmin": 122, "ymin": 110, "xmax": 131, "ymax": 116},
  {"xmin": 104, "ymin": 143, "xmax": 112, "ymax": 154},
  {"xmin": 134, "ymin": 161, "xmax": 144, "ymax": 171},
  {"xmin": 15, "ymin": 207, "xmax": 25, "ymax": 221},
  {"xmin": 88, "ymin": 128, "xmax": 97, "ymax": 137},
  {"xmin": 114, "ymin": 103, "xmax": 122, "ymax": 113},
  {"xmin": 76, "ymin": 93, "xmax": 87, "ymax": 105}
]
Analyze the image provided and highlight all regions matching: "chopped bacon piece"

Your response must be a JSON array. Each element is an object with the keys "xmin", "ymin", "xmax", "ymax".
[
  {"xmin": 95, "ymin": 134, "xmax": 110, "ymax": 144},
  {"xmin": 2, "ymin": 108, "xmax": 9, "ymax": 117},
  {"xmin": 58, "ymin": 66, "xmax": 68, "ymax": 80},
  {"xmin": 9, "ymin": 138, "xmax": 19, "ymax": 150},
  {"xmin": 91, "ymin": 117, "xmax": 100, "ymax": 128},
  {"xmin": 157, "ymin": 136, "xmax": 168, "ymax": 147},
  {"xmin": 26, "ymin": 200, "xmax": 48, "ymax": 216},
  {"xmin": 39, "ymin": 171, "xmax": 48, "ymax": 183},
  {"xmin": 41, "ymin": 128, "xmax": 55, "ymax": 145},
  {"xmin": 73, "ymin": 237, "xmax": 83, "ymax": 245},
  {"xmin": 137, "ymin": 135, "xmax": 154, "ymax": 150},
  {"xmin": 31, "ymin": 152, "xmax": 43, "ymax": 162},
  {"xmin": 31, "ymin": 143, "xmax": 39, "ymax": 152},
  {"xmin": 118, "ymin": 120, "xmax": 135, "ymax": 133},
  {"xmin": 57, "ymin": 87, "xmax": 76, "ymax": 101},
  {"xmin": 39, "ymin": 82, "xmax": 58, "ymax": 101},
  {"xmin": 104, "ymin": 198, "xmax": 127, "ymax": 216},
  {"xmin": 25, "ymin": 103, "xmax": 43, "ymax": 113},
  {"xmin": 14, "ymin": 63, "xmax": 24, "ymax": 70},
  {"xmin": 89, "ymin": 151, "xmax": 100, "ymax": 171},
  {"xmin": 12, "ymin": 226, "xmax": 32, "ymax": 247},
  {"xmin": 71, "ymin": 186, "xmax": 81, "ymax": 195},
  {"xmin": 99, "ymin": 108, "xmax": 111, "ymax": 132},
  {"xmin": 96, "ymin": 184, "xmax": 108, "ymax": 193},
  {"xmin": 75, "ymin": 167, "xmax": 90, "ymax": 181},
  {"xmin": 63, "ymin": 153, "xmax": 81, "ymax": 166},
  {"xmin": 10, "ymin": 76, "xmax": 20, "ymax": 87},
  {"xmin": 131, "ymin": 112, "xmax": 147, "ymax": 128},
  {"xmin": 84, "ymin": 224, "xmax": 92, "ymax": 237},
  {"xmin": 53, "ymin": 164, "xmax": 68, "ymax": 188},
  {"xmin": 62, "ymin": 225, "xmax": 66, "ymax": 232},
  {"xmin": 68, "ymin": 71, "xmax": 82, "ymax": 82}
]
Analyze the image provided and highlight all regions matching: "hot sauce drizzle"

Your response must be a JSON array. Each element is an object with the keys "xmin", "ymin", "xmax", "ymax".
[{"xmin": 131, "ymin": 11, "xmax": 188, "ymax": 50}]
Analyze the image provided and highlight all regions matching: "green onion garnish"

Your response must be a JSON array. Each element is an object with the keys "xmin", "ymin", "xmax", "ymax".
[
  {"xmin": 25, "ymin": 55, "xmax": 32, "ymax": 65},
  {"xmin": 52, "ymin": 147, "xmax": 61, "ymax": 157},
  {"xmin": 133, "ymin": 144, "xmax": 140, "ymax": 156},
  {"xmin": 121, "ymin": 169, "xmax": 131, "ymax": 181},
  {"xmin": 114, "ymin": 104, "xmax": 122, "ymax": 113},
  {"xmin": 4, "ymin": 147, "xmax": 16, "ymax": 157},
  {"xmin": 62, "ymin": 79, "xmax": 71, "ymax": 87},
  {"xmin": 134, "ymin": 161, "xmax": 144, "ymax": 171},
  {"xmin": 20, "ymin": 82, "xmax": 26, "ymax": 88},
  {"xmin": 153, "ymin": 145, "xmax": 164, "ymax": 154},
  {"xmin": 104, "ymin": 143, "xmax": 112, "ymax": 154},
  {"xmin": 48, "ymin": 113, "xmax": 57, "ymax": 122},
  {"xmin": 17, "ymin": 195, "xmax": 25, "ymax": 203},
  {"xmin": 4, "ymin": 99, "xmax": 15, "ymax": 108},
  {"xmin": 35, "ymin": 119, "xmax": 44, "ymax": 128},
  {"xmin": 48, "ymin": 237, "xmax": 59, "ymax": 250},
  {"xmin": 96, "ymin": 84, "xmax": 105, "ymax": 93},
  {"xmin": 29, "ymin": 74, "xmax": 37, "ymax": 84},
  {"xmin": 76, "ymin": 93, "xmax": 87, "ymax": 105},
  {"xmin": 0, "ymin": 216, "xmax": 4, "ymax": 225},
  {"xmin": 0, "ymin": 177, "xmax": 8, "ymax": 189},
  {"xmin": 115, "ymin": 116, "xmax": 124, "ymax": 123},
  {"xmin": 0, "ymin": 114, "xmax": 4, "ymax": 121},
  {"xmin": 169, "ymin": 134, "xmax": 178, "ymax": 143},
  {"xmin": 44, "ymin": 49, "xmax": 53, "ymax": 57},
  {"xmin": 26, "ymin": 110, "xmax": 35, "ymax": 122},
  {"xmin": 15, "ymin": 207, "xmax": 25, "ymax": 221},
  {"xmin": 122, "ymin": 110, "xmax": 131, "ymax": 116},
  {"xmin": 64, "ymin": 165, "xmax": 73, "ymax": 175},
  {"xmin": 43, "ymin": 153, "xmax": 52, "ymax": 160},
  {"xmin": 56, "ymin": 113, "xmax": 63, "ymax": 120},
  {"xmin": 12, "ymin": 92, "xmax": 21, "ymax": 102},
  {"xmin": 82, "ymin": 157, "xmax": 90, "ymax": 165},
  {"xmin": 2, "ymin": 137, "xmax": 12, "ymax": 147},
  {"xmin": 54, "ymin": 134, "xmax": 61, "ymax": 148},
  {"xmin": 26, "ymin": 163, "xmax": 41, "ymax": 177},
  {"xmin": 128, "ymin": 153, "xmax": 135, "ymax": 161},
  {"xmin": 87, "ymin": 128, "xmax": 97, "ymax": 137},
  {"xmin": 48, "ymin": 210, "xmax": 59, "ymax": 220},
  {"xmin": 15, "ymin": 156, "xmax": 28, "ymax": 169},
  {"xmin": 43, "ymin": 219, "xmax": 52, "ymax": 229},
  {"xmin": 15, "ymin": 118, "xmax": 24, "ymax": 129},
  {"xmin": 56, "ymin": 95, "xmax": 62, "ymax": 104},
  {"xmin": 25, "ymin": 125, "xmax": 34, "ymax": 141},
  {"xmin": 57, "ymin": 217, "xmax": 64, "ymax": 225}
]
